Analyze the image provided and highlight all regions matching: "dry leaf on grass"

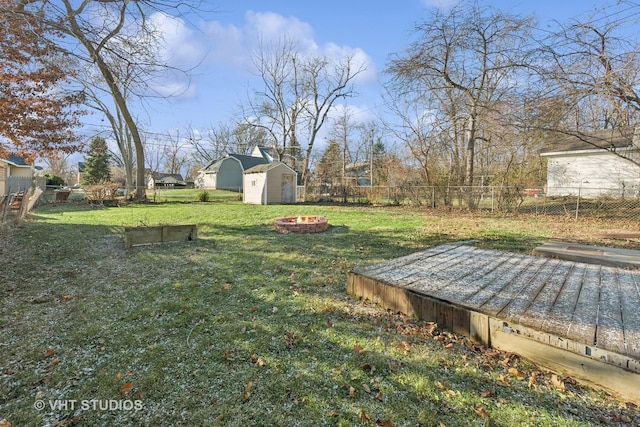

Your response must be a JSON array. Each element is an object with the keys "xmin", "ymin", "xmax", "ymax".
[
  {"xmin": 359, "ymin": 408, "xmax": 371, "ymax": 423},
  {"xmin": 508, "ymin": 367, "xmax": 525, "ymax": 380},
  {"xmin": 354, "ymin": 343, "xmax": 366, "ymax": 354},
  {"xmin": 44, "ymin": 347, "xmax": 56, "ymax": 358},
  {"xmin": 243, "ymin": 381, "xmax": 253, "ymax": 402},
  {"xmin": 120, "ymin": 382, "xmax": 134, "ymax": 395},
  {"xmin": 474, "ymin": 405, "xmax": 491, "ymax": 418},
  {"xmin": 480, "ymin": 389, "xmax": 495, "ymax": 398},
  {"xmin": 551, "ymin": 374, "xmax": 566, "ymax": 391}
]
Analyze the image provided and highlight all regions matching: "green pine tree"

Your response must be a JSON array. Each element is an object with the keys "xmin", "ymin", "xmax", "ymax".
[
  {"xmin": 316, "ymin": 139, "xmax": 343, "ymax": 187},
  {"xmin": 82, "ymin": 136, "xmax": 112, "ymax": 185}
]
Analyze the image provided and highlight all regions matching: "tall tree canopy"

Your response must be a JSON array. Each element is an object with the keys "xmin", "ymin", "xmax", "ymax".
[
  {"xmin": 0, "ymin": 0, "xmax": 84, "ymax": 161},
  {"xmin": 4, "ymin": 0, "xmax": 198, "ymax": 200},
  {"xmin": 386, "ymin": 3, "xmax": 535, "ymax": 201}
]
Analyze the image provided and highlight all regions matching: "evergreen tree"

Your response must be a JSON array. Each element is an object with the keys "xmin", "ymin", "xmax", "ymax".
[
  {"xmin": 316, "ymin": 139, "xmax": 343, "ymax": 187},
  {"xmin": 82, "ymin": 136, "xmax": 112, "ymax": 185}
]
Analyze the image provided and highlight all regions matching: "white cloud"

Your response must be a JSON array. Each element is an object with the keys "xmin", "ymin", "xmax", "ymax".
[
  {"xmin": 151, "ymin": 10, "xmax": 378, "ymax": 103},
  {"xmin": 143, "ymin": 12, "xmax": 208, "ymax": 99},
  {"xmin": 200, "ymin": 10, "xmax": 375, "ymax": 79},
  {"xmin": 151, "ymin": 12, "xmax": 206, "ymax": 65}
]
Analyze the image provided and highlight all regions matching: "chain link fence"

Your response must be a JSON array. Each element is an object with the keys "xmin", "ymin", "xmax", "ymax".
[{"xmin": 299, "ymin": 185, "xmax": 640, "ymax": 221}]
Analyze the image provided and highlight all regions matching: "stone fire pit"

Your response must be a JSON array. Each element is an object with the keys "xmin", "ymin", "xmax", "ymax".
[{"xmin": 274, "ymin": 216, "xmax": 329, "ymax": 233}]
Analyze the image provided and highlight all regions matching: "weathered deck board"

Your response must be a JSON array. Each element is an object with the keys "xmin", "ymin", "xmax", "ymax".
[
  {"xmin": 540, "ymin": 263, "xmax": 587, "ymax": 339},
  {"xmin": 347, "ymin": 242, "xmax": 640, "ymax": 403},
  {"xmin": 619, "ymin": 270, "xmax": 640, "ymax": 357},
  {"xmin": 597, "ymin": 269, "xmax": 626, "ymax": 355},
  {"xmin": 566, "ymin": 264, "xmax": 600, "ymax": 345}
]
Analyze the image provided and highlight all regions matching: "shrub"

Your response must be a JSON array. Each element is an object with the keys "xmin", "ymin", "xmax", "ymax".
[
  {"xmin": 195, "ymin": 190, "xmax": 210, "ymax": 202},
  {"xmin": 44, "ymin": 173, "xmax": 64, "ymax": 187}
]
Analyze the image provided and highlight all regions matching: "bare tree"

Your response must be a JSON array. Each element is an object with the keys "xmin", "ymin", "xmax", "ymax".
[
  {"xmin": 163, "ymin": 131, "xmax": 189, "ymax": 176},
  {"xmin": 187, "ymin": 121, "xmax": 272, "ymax": 168},
  {"xmin": 243, "ymin": 39, "xmax": 304, "ymax": 167},
  {"xmin": 536, "ymin": 2, "xmax": 640, "ymax": 166},
  {"xmin": 12, "ymin": 0, "xmax": 199, "ymax": 200},
  {"xmin": 244, "ymin": 38, "xmax": 364, "ymax": 185},
  {"xmin": 387, "ymin": 3, "xmax": 535, "ymax": 205}
]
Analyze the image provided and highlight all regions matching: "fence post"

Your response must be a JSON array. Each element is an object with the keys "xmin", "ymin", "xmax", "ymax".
[
  {"xmin": 575, "ymin": 187, "xmax": 581, "ymax": 219},
  {"xmin": 491, "ymin": 186, "xmax": 494, "ymax": 213}
]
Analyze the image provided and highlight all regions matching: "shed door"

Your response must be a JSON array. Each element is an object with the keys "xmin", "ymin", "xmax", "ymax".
[{"xmin": 281, "ymin": 174, "xmax": 295, "ymax": 203}]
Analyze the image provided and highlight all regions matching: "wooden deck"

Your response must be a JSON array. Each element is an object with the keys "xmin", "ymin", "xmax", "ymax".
[{"xmin": 346, "ymin": 241, "xmax": 640, "ymax": 403}]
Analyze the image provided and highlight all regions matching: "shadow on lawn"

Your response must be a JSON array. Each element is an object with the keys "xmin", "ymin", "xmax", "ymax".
[{"xmin": 5, "ymin": 217, "xmax": 627, "ymax": 425}]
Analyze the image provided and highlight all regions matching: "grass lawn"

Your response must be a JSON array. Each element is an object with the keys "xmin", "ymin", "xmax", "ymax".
[{"xmin": 1, "ymin": 192, "xmax": 639, "ymax": 426}]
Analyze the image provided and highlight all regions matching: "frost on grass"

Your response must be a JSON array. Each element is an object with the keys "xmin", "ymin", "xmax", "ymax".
[{"xmin": 2, "ymin": 209, "xmax": 640, "ymax": 426}]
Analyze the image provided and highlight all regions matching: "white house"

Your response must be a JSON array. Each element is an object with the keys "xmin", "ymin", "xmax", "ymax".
[
  {"xmin": 540, "ymin": 129, "xmax": 640, "ymax": 197},
  {"xmin": 243, "ymin": 162, "xmax": 297, "ymax": 205}
]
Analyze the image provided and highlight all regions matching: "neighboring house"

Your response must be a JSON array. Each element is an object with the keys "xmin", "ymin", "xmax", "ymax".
[
  {"xmin": 0, "ymin": 155, "xmax": 34, "ymax": 195},
  {"xmin": 243, "ymin": 162, "xmax": 297, "ymax": 205},
  {"xmin": 540, "ymin": 129, "xmax": 640, "ymax": 198},
  {"xmin": 196, "ymin": 146, "xmax": 273, "ymax": 191},
  {"xmin": 146, "ymin": 172, "xmax": 187, "ymax": 189}
]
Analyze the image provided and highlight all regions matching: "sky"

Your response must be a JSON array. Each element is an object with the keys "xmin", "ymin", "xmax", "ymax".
[{"xmin": 80, "ymin": 0, "xmax": 621, "ymax": 156}]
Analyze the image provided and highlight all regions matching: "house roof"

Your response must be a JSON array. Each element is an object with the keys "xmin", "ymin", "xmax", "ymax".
[
  {"xmin": 540, "ymin": 128, "xmax": 636, "ymax": 155},
  {"xmin": 1, "ymin": 154, "xmax": 30, "ymax": 167},
  {"xmin": 244, "ymin": 161, "xmax": 296, "ymax": 174}
]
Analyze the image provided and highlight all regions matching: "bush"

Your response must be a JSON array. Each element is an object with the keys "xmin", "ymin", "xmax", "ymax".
[
  {"xmin": 44, "ymin": 173, "xmax": 65, "ymax": 187},
  {"xmin": 195, "ymin": 190, "xmax": 210, "ymax": 202}
]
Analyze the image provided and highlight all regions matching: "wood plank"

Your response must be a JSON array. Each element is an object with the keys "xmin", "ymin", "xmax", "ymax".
[
  {"xmin": 464, "ymin": 253, "xmax": 529, "ymax": 308},
  {"xmin": 566, "ymin": 264, "xmax": 600, "ymax": 345},
  {"xmin": 352, "ymin": 241, "xmax": 470, "ymax": 276},
  {"xmin": 489, "ymin": 317, "xmax": 640, "ymax": 405},
  {"xmin": 533, "ymin": 241, "xmax": 640, "ymax": 269},
  {"xmin": 364, "ymin": 245, "xmax": 477, "ymax": 289},
  {"xmin": 523, "ymin": 261, "xmax": 574, "ymax": 330},
  {"xmin": 497, "ymin": 258, "xmax": 562, "ymax": 323},
  {"xmin": 419, "ymin": 250, "xmax": 519, "ymax": 305},
  {"xmin": 479, "ymin": 256, "xmax": 549, "ymax": 316},
  {"xmin": 618, "ymin": 269, "xmax": 640, "ymax": 359},
  {"xmin": 540, "ymin": 263, "xmax": 587, "ymax": 339},
  {"xmin": 596, "ymin": 268, "xmax": 626, "ymax": 355}
]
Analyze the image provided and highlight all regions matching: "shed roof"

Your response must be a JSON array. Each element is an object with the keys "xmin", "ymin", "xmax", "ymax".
[
  {"xmin": 244, "ymin": 161, "xmax": 296, "ymax": 174},
  {"xmin": 203, "ymin": 153, "xmax": 269, "ymax": 172},
  {"xmin": 540, "ymin": 128, "xmax": 636, "ymax": 155}
]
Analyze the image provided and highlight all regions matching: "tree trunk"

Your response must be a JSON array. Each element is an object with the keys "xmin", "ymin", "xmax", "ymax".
[{"xmin": 465, "ymin": 112, "xmax": 476, "ymax": 208}]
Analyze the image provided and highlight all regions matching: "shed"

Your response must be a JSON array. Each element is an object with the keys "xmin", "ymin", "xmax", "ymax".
[
  {"xmin": 243, "ymin": 162, "xmax": 297, "ymax": 205},
  {"xmin": 540, "ymin": 129, "xmax": 640, "ymax": 197},
  {"xmin": 197, "ymin": 147, "xmax": 273, "ymax": 191}
]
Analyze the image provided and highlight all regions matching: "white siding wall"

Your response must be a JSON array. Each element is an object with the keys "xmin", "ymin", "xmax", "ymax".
[
  {"xmin": 243, "ymin": 172, "xmax": 267, "ymax": 204},
  {"xmin": 199, "ymin": 171, "xmax": 217, "ymax": 189},
  {"xmin": 546, "ymin": 150, "xmax": 640, "ymax": 197}
]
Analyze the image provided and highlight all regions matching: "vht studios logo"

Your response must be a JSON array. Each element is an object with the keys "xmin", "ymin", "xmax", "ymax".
[{"xmin": 34, "ymin": 399, "xmax": 143, "ymax": 411}]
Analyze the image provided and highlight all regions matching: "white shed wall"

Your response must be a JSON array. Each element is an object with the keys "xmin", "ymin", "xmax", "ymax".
[
  {"xmin": 546, "ymin": 151, "xmax": 640, "ymax": 197},
  {"xmin": 243, "ymin": 172, "xmax": 267, "ymax": 204}
]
